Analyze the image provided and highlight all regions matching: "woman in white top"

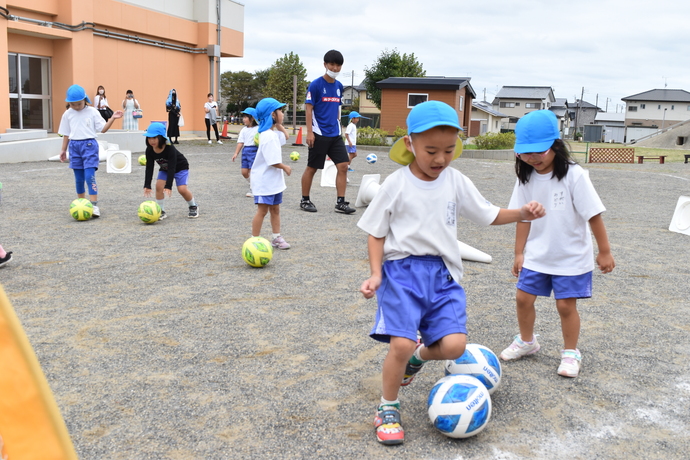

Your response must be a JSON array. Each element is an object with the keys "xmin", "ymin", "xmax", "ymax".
[
  {"xmin": 94, "ymin": 85, "xmax": 111, "ymax": 121},
  {"xmin": 121, "ymin": 90, "xmax": 141, "ymax": 131},
  {"xmin": 204, "ymin": 93, "xmax": 222, "ymax": 144}
]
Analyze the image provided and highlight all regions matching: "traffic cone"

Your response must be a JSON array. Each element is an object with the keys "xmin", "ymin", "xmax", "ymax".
[
  {"xmin": 220, "ymin": 120, "xmax": 230, "ymax": 139},
  {"xmin": 292, "ymin": 127, "xmax": 304, "ymax": 146}
]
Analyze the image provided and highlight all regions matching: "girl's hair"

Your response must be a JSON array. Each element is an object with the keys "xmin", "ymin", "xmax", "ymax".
[
  {"xmin": 97, "ymin": 85, "xmax": 106, "ymax": 98},
  {"xmin": 126, "ymin": 89, "xmax": 133, "ymax": 95},
  {"xmin": 515, "ymin": 138, "xmax": 576, "ymax": 184},
  {"xmin": 207, "ymin": 93, "xmax": 214, "ymax": 98},
  {"xmin": 66, "ymin": 98, "xmax": 89, "ymax": 109},
  {"xmin": 243, "ymin": 114, "xmax": 258, "ymax": 127},
  {"xmin": 145, "ymin": 135, "xmax": 167, "ymax": 149}
]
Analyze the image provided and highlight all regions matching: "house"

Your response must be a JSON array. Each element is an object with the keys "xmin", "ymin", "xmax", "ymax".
[
  {"xmin": 567, "ymin": 100, "xmax": 602, "ymax": 135},
  {"xmin": 491, "ymin": 86, "xmax": 556, "ymax": 128},
  {"xmin": 621, "ymin": 89, "xmax": 690, "ymax": 128},
  {"xmin": 376, "ymin": 77, "xmax": 475, "ymax": 133},
  {"xmin": 341, "ymin": 85, "xmax": 359, "ymax": 109},
  {"xmin": 4, "ymin": 0, "xmax": 244, "ymax": 133},
  {"xmin": 469, "ymin": 101, "xmax": 510, "ymax": 136},
  {"xmin": 549, "ymin": 98, "xmax": 572, "ymax": 134}
]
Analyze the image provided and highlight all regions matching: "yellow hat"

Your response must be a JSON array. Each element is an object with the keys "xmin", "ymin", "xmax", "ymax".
[{"xmin": 389, "ymin": 137, "xmax": 464, "ymax": 166}]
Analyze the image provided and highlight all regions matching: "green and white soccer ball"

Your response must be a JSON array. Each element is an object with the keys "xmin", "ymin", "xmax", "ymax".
[
  {"xmin": 70, "ymin": 198, "xmax": 93, "ymax": 221},
  {"xmin": 138, "ymin": 200, "xmax": 162, "ymax": 224},
  {"xmin": 242, "ymin": 236, "xmax": 273, "ymax": 268}
]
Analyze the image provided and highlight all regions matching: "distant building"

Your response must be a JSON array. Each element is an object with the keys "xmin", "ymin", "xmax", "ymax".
[
  {"xmin": 622, "ymin": 89, "xmax": 690, "ymax": 128},
  {"xmin": 491, "ymin": 86, "xmax": 556, "ymax": 129},
  {"xmin": 469, "ymin": 101, "xmax": 509, "ymax": 136},
  {"xmin": 567, "ymin": 100, "xmax": 602, "ymax": 135}
]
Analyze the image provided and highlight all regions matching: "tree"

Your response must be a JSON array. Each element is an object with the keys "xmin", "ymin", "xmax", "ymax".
[
  {"xmin": 364, "ymin": 49, "xmax": 426, "ymax": 109},
  {"xmin": 220, "ymin": 70, "xmax": 259, "ymax": 113},
  {"xmin": 264, "ymin": 52, "xmax": 308, "ymax": 111},
  {"xmin": 252, "ymin": 68, "xmax": 271, "ymax": 101}
]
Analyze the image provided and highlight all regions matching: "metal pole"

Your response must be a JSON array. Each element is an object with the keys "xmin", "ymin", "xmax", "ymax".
[
  {"xmin": 216, "ymin": 0, "xmax": 221, "ymax": 102},
  {"xmin": 292, "ymin": 75, "xmax": 297, "ymax": 134}
]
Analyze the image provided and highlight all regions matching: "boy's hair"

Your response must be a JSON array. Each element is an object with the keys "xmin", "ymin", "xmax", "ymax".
[
  {"xmin": 515, "ymin": 139, "xmax": 576, "ymax": 184},
  {"xmin": 207, "ymin": 93, "xmax": 214, "ymax": 98},
  {"xmin": 323, "ymin": 50, "xmax": 344, "ymax": 65},
  {"xmin": 145, "ymin": 135, "xmax": 167, "ymax": 149},
  {"xmin": 243, "ymin": 114, "xmax": 258, "ymax": 127}
]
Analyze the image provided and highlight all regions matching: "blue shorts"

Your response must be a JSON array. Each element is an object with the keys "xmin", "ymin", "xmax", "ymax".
[
  {"xmin": 241, "ymin": 145, "xmax": 258, "ymax": 169},
  {"xmin": 157, "ymin": 169, "xmax": 189, "ymax": 186},
  {"xmin": 254, "ymin": 192, "xmax": 283, "ymax": 205},
  {"xmin": 69, "ymin": 139, "xmax": 100, "ymax": 170},
  {"xmin": 371, "ymin": 255, "xmax": 467, "ymax": 346},
  {"xmin": 517, "ymin": 267, "xmax": 592, "ymax": 299},
  {"xmin": 346, "ymin": 145, "xmax": 357, "ymax": 154}
]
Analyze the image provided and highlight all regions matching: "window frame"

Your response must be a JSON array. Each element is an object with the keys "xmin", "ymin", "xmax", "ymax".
[{"xmin": 407, "ymin": 93, "xmax": 428, "ymax": 108}]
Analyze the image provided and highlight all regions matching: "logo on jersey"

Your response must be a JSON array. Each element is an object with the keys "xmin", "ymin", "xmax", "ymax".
[
  {"xmin": 306, "ymin": 91, "xmax": 312, "ymax": 101},
  {"xmin": 321, "ymin": 97, "xmax": 341, "ymax": 102},
  {"xmin": 337, "ymin": 89, "xmax": 341, "ymax": 97}
]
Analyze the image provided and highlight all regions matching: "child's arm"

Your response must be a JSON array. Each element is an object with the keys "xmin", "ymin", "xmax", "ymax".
[
  {"xmin": 272, "ymin": 162, "xmax": 291, "ymax": 176},
  {"xmin": 360, "ymin": 235, "xmax": 385, "ymax": 299},
  {"xmin": 59, "ymin": 135, "xmax": 70, "ymax": 162},
  {"xmin": 511, "ymin": 222, "xmax": 531, "ymax": 277},
  {"xmin": 275, "ymin": 123, "xmax": 289, "ymax": 142},
  {"xmin": 589, "ymin": 213, "xmax": 615, "ymax": 273},
  {"xmin": 232, "ymin": 143, "xmax": 245, "ymax": 162},
  {"xmin": 345, "ymin": 133, "xmax": 353, "ymax": 146},
  {"xmin": 101, "ymin": 111, "xmax": 124, "ymax": 133},
  {"xmin": 491, "ymin": 201, "xmax": 545, "ymax": 225}
]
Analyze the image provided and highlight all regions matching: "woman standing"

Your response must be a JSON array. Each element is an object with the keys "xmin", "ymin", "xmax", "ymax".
[
  {"xmin": 166, "ymin": 89, "xmax": 181, "ymax": 144},
  {"xmin": 94, "ymin": 85, "xmax": 112, "ymax": 121},
  {"xmin": 122, "ymin": 90, "xmax": 141, "ymax": 131},
  {"xmin": 204, "ymin": 93, "xmax": 222, "ymax": 144}
]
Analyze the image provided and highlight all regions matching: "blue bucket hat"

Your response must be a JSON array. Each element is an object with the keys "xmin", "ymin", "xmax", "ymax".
[
  {"xmin": 256, "ymin": 98, "xmax": 286, "ymax": 133},
  {"xmin": 65, "ymin": 84, "xmax": 91, "ymax": 104},
  {"xmin": 143, "ymin": 122, "xmax": 168, "ymax": 139},
  {"xmin": 348, "ymin": 111, "xmax": 370, "ymax": 119},
  {"xmin": 514, "ymin": 110, "xmax": 560, "ymax": 154},
  {"xmin": 389, "ymin": 101, "xmax": 463, "ymax": 165},
  {"xmin": 241, "ymin": 107, "xmax": 257, "ymax": 120}
]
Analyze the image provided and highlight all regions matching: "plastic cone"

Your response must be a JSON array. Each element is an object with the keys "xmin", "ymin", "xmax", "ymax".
[
  {"xmin": 220, "ymin": 120, "xmax": 230, "ymax": 139},
  {"xmin": 292, "ymin": 127, "xmax": 304, "ymax": 146}
]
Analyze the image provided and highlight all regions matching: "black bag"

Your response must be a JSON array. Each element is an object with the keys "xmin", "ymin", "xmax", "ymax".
[{"xmin": 98, "ymin": 107, "xmax": 113, "ymax": 121}]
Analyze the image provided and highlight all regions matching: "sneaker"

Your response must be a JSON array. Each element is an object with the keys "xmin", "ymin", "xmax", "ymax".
[
  {"xmin": 91, "ymin": 205, "xmax": 100, "ymax": 218},
  {"xmin": 246, "ymin": 191, "xmax": 254, "ymax": 197},
  {"xmin": 159, "ymin": 210, "xmax": 168, "ymax": 220},
  {"xmin": 0, "ymin": 252, "xmax": 13, "ymax": 268},
  {"xmin": 335, "ymin": 201, "xmax": 356, "ymax": 214},
  {"xmin": 499, "ymin": 334, "xmax": 540, "ymax": 361},
  {"xmin": 217, "ymin": 140, "xmax": 223, "ymax": 145},
  {"xmin": 348, "ymin": 167, "xmax": 354, "ymax": 172},
  {"xmin": 208, "ymin": 140, "xmax": 212, "ymax": 144},
  {"xmin": 558, "ymin": 349, "xmax": 581, "ymax": 378},
  {"xmin": 188, "ymin": 205, "xmax": 199, "ymax": 218},
  {"xmin": 401, "ymin": 341, "xmax": 425, "ymax": 386},
  {"xmin": 300, "ymin": 199, "xmax": 317, "ymax": 212},
  {"xmin": 374, "ymin": 404, "xmax": 404, "ymax": 445},
  {"xmin": 271, "ymin": 235, "xmax": 291, "ymax": 250}
]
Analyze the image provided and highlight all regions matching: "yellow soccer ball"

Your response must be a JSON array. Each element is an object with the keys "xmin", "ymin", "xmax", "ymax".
[
  {"xmin": 138, "ymin": 200, "xmax": 162, "ymax": 224},
  {"xmin": 70, "ymin": 198, "xmax": 93, "ymax": 221},
  {"xmin": 253, "ymin": 132, "xmax": 260, "ymax": 146},
  {"xmin": 138, "ymin": 155, "xmax": 146, "ymax": 166},
  {"xmin": 242, "ymin": 236, "xmax": 273, "ymax": 268},
  {"xmin": 290, "ymin": 151, "xmax": 300, "ymax": 161}
]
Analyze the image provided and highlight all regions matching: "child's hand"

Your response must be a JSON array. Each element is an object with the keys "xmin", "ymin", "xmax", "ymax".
[
  {"xmin": 511, "ymin": 254, "xmax": 524, "ymax": 277},
  {"xmin": 596, "ymin": 251, "xmax": 615, "ymax": 274},
  {"xmin": 231, "ymin": 152, "xmax": 238, "ymax": 162},
  {"xmin": 284, "ymin": 165, "xmax": 292, "ymax": 176},
  {"xmin": 59, "ymin": 150, "xmax": 67, "ymax": 162},
  {"xmin": 164, "ymin": 188, "xmax": 172, "ymax": 198},
  {"xmin": 143, "ymin": 188, "xmax": 153, "ymax": 198},
  {"xmin": 520, "ymin": 201, "xmax": 546, "ymax": 220},
  {"xmin": 110, "ymin": 110, "xmax": 124, "ymax": 119},
  {"xmin": 360, "ymin": 275, "xmax": 381, "ymax": 299}
]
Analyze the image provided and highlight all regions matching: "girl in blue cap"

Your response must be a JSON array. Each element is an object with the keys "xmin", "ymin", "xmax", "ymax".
[
  {"xmin": 142, "ymin": 123, "xmax": 199, "ymax": 219},
  {"xmin": 345, "ymin": 111, "xmax": 368, "ymax": 172},
  {"xmin": 500, "ymin": 109, "xmax": 615, "ymax": 378},
  {"xmin": 232, "ymin": 107, "xmax": 259, "ymax": 197},
  {"xmin": 358, "ymin": 100, "xmax": 546, "ymax": 445},
  {"xmin": 250, "ymin": 98, "xmax": 292, "ymax": 249},
  {"xmin": 58, "ymin": 84, "xmax": 123, "ymax": 218}
]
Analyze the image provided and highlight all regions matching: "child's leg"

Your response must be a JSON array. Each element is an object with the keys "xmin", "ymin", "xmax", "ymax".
[
  {"xmin": 268, "ymin": 204, "xmax": 281, "ymax": 234},
  {"xmin": 74, "ymin": 169, "xmax": 86, "ymax": 198},
  {"xmin": 252, "ymin": 204, "xmax": 269, "ymax": 237},
  {"xmin": 418, "ymin": 333, "xmax": 466, "ymax": 361},
  {"xmin": 241, "ymin": 168, "xmax": 250, "ymax": 179},
  {"xmin": 516, "ymin": 288, "xmax": 538, "ymax": 342},
  {"xmin": 84, "ymin": 167, "xmax": 98, "ymax": 202},
  {"xmin": 556, "ymin": 298, "xmax": 580, "ymax": 350},
  {"xmin": 176, "ymin": 184, "xmax": 193, "ymax": 202},
  {"xmin": 382, "ymin": 336, "xmax": 418, "ymax": 401},
  {"xmin": 155, "ymin": 179, "xmax": 166, "ymax": 200}
]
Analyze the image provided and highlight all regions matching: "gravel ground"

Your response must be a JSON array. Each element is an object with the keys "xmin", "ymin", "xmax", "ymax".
[{"xmin": 1, "ymin": 141, "xmax": 689, "ymax": 460}]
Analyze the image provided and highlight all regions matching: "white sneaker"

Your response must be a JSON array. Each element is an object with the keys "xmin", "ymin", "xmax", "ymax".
[
  {"xmin": 499, "ymin": 334, "xmax": 540, "ymax": 361},
  {"xmin": 558, "ymin": 349, "xmax": 581, "ymax": 378},
  {"xmin": 208, "ymin": 140, "xmax": 212, "ymax": 144},
  {"xmin": 217, "ymin": 140, "xmax": 223, "ymax": 145},
  {"xmin": 246, "ymin": 191, "xmax": 253, "ymax": 197},
  {"xmin": 91, "ymin": 205, "xmax": 101, "ymax": 218}
]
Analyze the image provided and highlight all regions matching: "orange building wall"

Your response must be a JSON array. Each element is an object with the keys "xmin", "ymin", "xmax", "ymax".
[{"xmin": 380, "ymin": 88, "xmax": 471, "ymax": 133}]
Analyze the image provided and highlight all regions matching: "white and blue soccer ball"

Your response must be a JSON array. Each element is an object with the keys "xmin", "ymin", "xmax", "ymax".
[
  {"xmin": 366, "ymin": 153, "xmax": 377, "ymax": 164},
  {"xmin": 444, "ymin": 344, "xmax": 502, "ymax": 394},
  {"xmin": 428, "ymin": 374, "xmax": 492, "ymax": 438}
]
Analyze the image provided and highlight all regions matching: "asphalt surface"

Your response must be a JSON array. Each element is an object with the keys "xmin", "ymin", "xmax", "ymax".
[{"xmin": 1, "ymin": 140, "xmax": 689, "ymax": 459}]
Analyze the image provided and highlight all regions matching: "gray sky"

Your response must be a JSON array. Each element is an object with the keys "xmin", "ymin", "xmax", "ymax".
[{"xmin": 220, "ymin": 0, "xmax": 690, "ymax": 112}]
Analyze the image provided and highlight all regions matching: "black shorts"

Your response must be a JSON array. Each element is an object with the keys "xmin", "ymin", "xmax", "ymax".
[{"xmin": 308, "ymin": 134, "xmax": 349, "ymax": 169}]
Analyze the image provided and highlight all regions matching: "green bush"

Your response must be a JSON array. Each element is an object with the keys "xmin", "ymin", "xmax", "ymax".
[
  {"xmin": 474, "ymin": 132, "xmax": 516, "ymax": 150},
  {"xmin": 391, "ymin": 126, "xmax": 407, "ymax": 142},
  {"xmin": 357, "ymin": 126, "xmax": 389, "ymax": 146}
]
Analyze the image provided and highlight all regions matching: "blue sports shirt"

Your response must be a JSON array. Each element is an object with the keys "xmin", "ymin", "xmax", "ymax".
[{"xmin": 305, "ymin": 76, "xmax": 343, "ymax": 137}]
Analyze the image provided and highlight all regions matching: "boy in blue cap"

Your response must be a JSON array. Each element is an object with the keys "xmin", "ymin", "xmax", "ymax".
[
  {"xmin": 251, "ymin": 98, "xmax": 292, "ymax": 249},
  {"xmin": 345, "ymin": 111, "xmax": 368, "ymax": 172},
  {"xmin": 300, "ymin": 50, "xmax": 355, "ymax": 214},
  {"xmin": 58, "ymin": 84, "xmax": 123, "ymax": 217},
  {"xmin": 358, "ymin": 100, "xmax": 546, "ymax": 445}
]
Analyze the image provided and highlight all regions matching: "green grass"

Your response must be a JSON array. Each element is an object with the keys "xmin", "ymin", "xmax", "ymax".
[{"xmin": 567, "ymin": 141, "xmax": 690, "ymax": 163}]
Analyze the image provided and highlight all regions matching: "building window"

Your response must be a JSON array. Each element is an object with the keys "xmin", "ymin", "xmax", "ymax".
[
  {"xmin": 365, "ymin": 92, "xmax": 372, "ymax": 100},
  {"xmin": 628, "ymin": 106, "xmax": 638, "ymax": 112},
  {"xmin": 640, "ymin": 104, "xmax": 646, "ymax": 109},
  {"xmin": 343, "ymin": 99, "xmax": 352, "ymax": 105},
  {"xmin": 658, "ymin": 105, "xmax": 662, "ymax": 109},
  {"xmin": 515, "ymin": 102, "xmax": 520, "ymax": 106},
  {"xmin": 671, "ymin": 105, "xmax": 675, "ymax": 110},
  {"xmin": 525, "ymin": 103, "xmax": 540, "ymax": 108},
  {"xmin": 407, "ymin": 93, "xmax": 428, "ymax": 108},
  {"xmin": 499, "ymin": 102, "xmax": 516, "ymax": 108},
  {"xmin": 8, "ymin": 53, "xmax": 52, "ymax": 130},
  {"xmin": 458, "ymin": 96, "xmax": 464, "ymax": 111}
]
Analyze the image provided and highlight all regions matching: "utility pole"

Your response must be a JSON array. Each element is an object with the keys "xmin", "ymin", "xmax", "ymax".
[
  {"xmin": 575, "ymin": 87, "xmax": 584, "ymax": 137},
  {"xmin": 292, "ymin": 75, "xmax": 297, "ymax": 134}
]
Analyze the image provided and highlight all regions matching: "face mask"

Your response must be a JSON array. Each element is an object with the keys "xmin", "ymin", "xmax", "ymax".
[
  {"xmin": 99, "ymin": 90, "xmax": 104, "ymax": 94},
  {"xmin": 326, "ymin": 70, "xmax": 340, "ymax": 79}
]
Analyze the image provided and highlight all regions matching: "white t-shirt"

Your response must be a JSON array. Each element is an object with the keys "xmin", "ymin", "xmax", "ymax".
[
  {"xmin": 345, "ymin": 122, "xmax": 357, "ymax": 146},
  {"xmin": 358, "ymin": 166, "xmax": 500, "ymax": 282},
  {"xmin": 94, "ymin": 95, "xmax": 108, "ymax": 109},
  {"xmin": 58, "ymin": 107, "xmax": 105, "ymax": 140},
  {"xmin": 204, "ymin": 102, "xmax": 218, "ymax": 120},
  {"xmin": 508, "ymin": 164, "xmax": 606, "ymax": 276},
  {"xmin": 238, "ymin": 126, "xmax": 259, "ymax": 146},
  {"xmin": 250, "ymin": 130, "xmax": 286, "ymax": 196}
]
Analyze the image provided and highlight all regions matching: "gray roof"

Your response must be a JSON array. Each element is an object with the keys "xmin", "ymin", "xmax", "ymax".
[
  {"xmin": 550, "ymin": 107, "xmax": 568, "ymax": 118},
  {"xmin": 595, "ymin": 112, "xmax": 625, "ymax": 123},
  {"xmin": 622, "ymin": 89, "xmax": 690, "ymax": 102},
  {"xmin": 472, "ymin": 101, "xmax": 510, "ymax": 118},
  {"xmin": 567, "ymin": 100, "xmax": 601, "ymax": 110},
  {"xmin": 552, "ymin": 98, "xmax": 568, "ymax": 108},
  {"xmin": 376, "ymin": 77, "xmax": 476, "ymax": 98},
  {"xmin": 494, "ymin": 86, "xmax": 555, "ymax": 100}
]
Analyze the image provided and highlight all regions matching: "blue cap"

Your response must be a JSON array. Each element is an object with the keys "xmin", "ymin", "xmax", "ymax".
[
  {"xmin": 143, "ymin": 122, "xmax": 168, "ymax": 139},
  {"xmin": 65, "ymin": 84, "xmax": 91, "ymax": 104},
  {"xmin": 406, "ymin": 100, "xmax": 462, "ymax": 135},
  {"xmin": 348, "ymin": 111, "xmax": 369, "ymax": 119},
  {"xmin": 241, "ymin": 107, "xmax": 257, "ymax": 119},
  {"xmin": 514, "ymin": 110, "xmax": 560, "ymax": 154},
  {"xmin": 256, "ymin": 98, "xmax": 286, "ymax": 133}
]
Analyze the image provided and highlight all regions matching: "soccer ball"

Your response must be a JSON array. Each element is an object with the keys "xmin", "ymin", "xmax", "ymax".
[
  {"xmin": 70, "ymin": 198, "xmax": 93, "ymax": 221},
  {"xmin": 444, "ymin": 344, "xmax": 502, "ymax": 394},
  {"xmin": 428, "ymin": 374, "xmax": 492, "ymax": 438},
  {"xmin": 366, "ymin": 153, "xmax": 377, "ymax": 164},
  {"xmin": 253, "ymin": 132, "xmax": 260, "ymax": 146},
  {"xmin": 138, "ymin": 155, "xmax": 146, "ymax": 166},
  {"xmin": 290, "ymin": 151, "xmax": 300, "ymax": 161},
  {"xmin": 242, "ymin": 236, "xmax": 273, "ymax": 268},
  {"xmin": 138, "ymin": 200, "xmax": 162, "ymax": 224}
]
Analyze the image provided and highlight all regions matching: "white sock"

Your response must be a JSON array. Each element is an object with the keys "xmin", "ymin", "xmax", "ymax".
[
  {"xmin": 187, "ymin": 198, "xmax": 196, "ymax": 207},
  {"xmin": 156, "ymin": 199, "xmax": 165, "ymax": 211},
  {"xmin": 272, "ymin": 233, "xmax": 280, "ymax": 240},
  {"xmin": 380, "ymin": 397, "xmax": 400, "ymax": 409}
]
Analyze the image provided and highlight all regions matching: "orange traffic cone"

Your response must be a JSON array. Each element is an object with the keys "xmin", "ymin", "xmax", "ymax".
[
  {"xmin": 292, "ymin": 127, "xmax": 304, "ymax": 146},
  {"xmin": 220, "ymin": 120, "xmax": 230, "ymax": 139}
]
